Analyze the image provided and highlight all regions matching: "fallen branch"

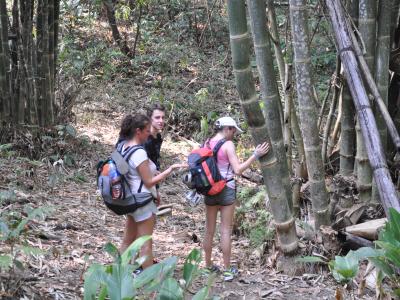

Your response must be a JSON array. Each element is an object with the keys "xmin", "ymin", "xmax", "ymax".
[{"xmin": 156, "ymin": 208, "xmax": 172, "ymax": 217}]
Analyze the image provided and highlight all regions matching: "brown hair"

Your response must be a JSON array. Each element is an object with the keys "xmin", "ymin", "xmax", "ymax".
[
  {"xmin": 119, "ymin": 114, "xmax": 150, "ymax": 140},
  {"xmin": 146, "ymin": 103, "xmax": 166, "ymax": 118}
]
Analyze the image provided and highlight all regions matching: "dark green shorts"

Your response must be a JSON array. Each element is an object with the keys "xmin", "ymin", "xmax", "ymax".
[{"xmin": 204, "ymin": 186, "xmax": 236, "ymax": 206}]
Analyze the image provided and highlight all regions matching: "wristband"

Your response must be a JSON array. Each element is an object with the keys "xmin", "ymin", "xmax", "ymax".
[{"xmin": 253, "ymin": 150, "xmax": 260, "ymax": 159}]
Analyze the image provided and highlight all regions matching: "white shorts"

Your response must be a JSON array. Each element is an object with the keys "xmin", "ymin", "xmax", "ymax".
[{"xmin": 128, "ymin": 201, "xmax": 158, "ymax": 222}]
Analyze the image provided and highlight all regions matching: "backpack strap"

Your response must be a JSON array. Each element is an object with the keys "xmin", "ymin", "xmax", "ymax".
[
  {"xmin": 112, "ymin": 145, "xmax": 144, "ymax": 175},
  {"xmin": 212, "ymin": 139, "xmax": 226, "ymax": 162}
]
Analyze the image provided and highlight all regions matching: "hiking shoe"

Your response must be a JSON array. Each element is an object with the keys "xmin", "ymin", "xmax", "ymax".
[
  {"xmin": 132, "ymin": 267, "xmax": 143, "ymax": 277},
  {"xmin": 202, "ymin": 265, "xmax": 220, "ymax": 275},
  {"xmin": 223, "ymin": 267, "xmax": 238, "ymax": 282}
]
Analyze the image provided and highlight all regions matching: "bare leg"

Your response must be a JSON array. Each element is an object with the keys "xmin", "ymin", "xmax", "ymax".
[
  {"xmin": 121, "ymin": 215, "xmax": 137, "ymax": 253},
  {"xmin": 136, "ymin": 214, "xmax": 156, "ymax": 268},
  {"xmin": 203, "ymin": 205, "xmax": 219, "ymax": 267},
  {"xmin": 220, "ymin": 203, "xmax": 236, "ymax": 269}
]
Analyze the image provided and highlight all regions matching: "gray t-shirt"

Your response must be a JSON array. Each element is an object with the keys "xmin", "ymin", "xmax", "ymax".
[{"xmin": 121, "ymin": 146, "xmax": 157, "ymax": 198}]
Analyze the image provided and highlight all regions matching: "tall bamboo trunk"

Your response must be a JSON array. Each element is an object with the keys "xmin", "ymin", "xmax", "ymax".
[
  {"xmin": 227, "ymin": 0, "xmax": 298, "ymax": 253},
  {"xmin": 356, "ymin": 0, "xmax": 376, "ymax": 203},
  {"xmin": 266, "ymin": 0, "xmax": 284, "ymax": 123},
  {"xmin": 248, "ymin": 0, "xmax": 293, "ymax": 212},
  {"xmin": 48, "ymin": 0, "xmax": 55, "ymax": 114},
  {"xmin": 340, "ymin": 0, "xmax": 357, "ymax": 176},
  {"xmin": 0, "ymin": 0, "xmax": 11, "ymax": 123},
  {"xmin": 326, "ymin": 0, "xmax": 400, "ymax": 216},
  {"xmin": 372, "ymin": 0, "xmax": 391, "ymax": 203},
  {"xmin": 289, "ymin": 0, "xmax": 330, "ymax": 228},
  {"xmin": 36, "ymin": 0, "xmax": 44, "ymax": 126},
  {"xmin": 391, "ymin": 0, "xmax": 400, "ymax": 48}
]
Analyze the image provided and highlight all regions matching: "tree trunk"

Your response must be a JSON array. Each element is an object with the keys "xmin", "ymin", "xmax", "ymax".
[
  {"xmin": 10, "ymin": 0, "xmax": 19, "ymax": 123},
  {"xmin": 289, "ymin": 0, "xmax": 330, "ymax": 229},
  {"xmin": 103, "ymin": 0, "xmax": 131, "ymax": 57},
  {"xmin": 326, "ymin": 0, "xmax": 400, "ymax": 216},
  {"xmin": 0, "ymin": 0, "xmax": 11, "ymax": 123},
  {"xmin": 36, "ymin": 0, "xmax": 44, "ymax": 126},
  {"xmin": 356, "ymin": 0, "xmax": 376, "ymax": 203},
  {"xmin": 227, "ymin": 0, "xmax": 298, "ymax": 254},
  {"xmin": 371, "ymin": 0, "xmax": 391, "ymax": 203},
  {"xmin": 283, "ymin": 64, "xmax": 293, "ymax": 170}
]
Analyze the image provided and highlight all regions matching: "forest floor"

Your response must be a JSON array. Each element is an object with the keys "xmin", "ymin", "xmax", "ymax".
[{"xmin": 0, "ymin": 80, "xmax": 377, "ymax": 299}]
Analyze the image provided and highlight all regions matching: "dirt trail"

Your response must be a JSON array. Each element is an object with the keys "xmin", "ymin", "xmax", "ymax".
[{"xmin": 1, "ymin": 96, "xmax": 371, "ymax": 299}]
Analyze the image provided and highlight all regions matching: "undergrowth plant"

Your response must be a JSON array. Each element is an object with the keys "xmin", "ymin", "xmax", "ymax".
[
  {"xmin": 84, "ymin": 236, "xmax": 218, "ymax": 300},
  {"xmin": 235, "ymin": 187, "xmax": 274, "ymax": 247},
  {"xmin": 297, "ymin": 208, "xmax": 400, "ymax": 298},
  {"xmin": 0, "ymin": 189, "xmax": 51, "ymax": 289}
]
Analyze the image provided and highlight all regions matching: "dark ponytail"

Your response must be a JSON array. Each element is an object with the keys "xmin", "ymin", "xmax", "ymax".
[{"xmin": 119, "ymin": 114, "xmax": 150, "ymax": 141}]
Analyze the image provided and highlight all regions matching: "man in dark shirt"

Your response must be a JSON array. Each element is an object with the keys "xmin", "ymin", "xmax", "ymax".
[{"xmin": 144, "ymin": 103, "xmax": 166, "ymax": 170}]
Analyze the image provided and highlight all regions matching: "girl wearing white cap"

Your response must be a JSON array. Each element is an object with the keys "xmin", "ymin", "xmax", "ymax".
[{"xmin": 203, "ymin": 116, "xmax": 269, "ymax": 281}]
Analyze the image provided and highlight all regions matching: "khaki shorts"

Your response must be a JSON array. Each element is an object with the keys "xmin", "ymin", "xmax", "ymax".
[
  {"xmin": 128, "ymin": 201, "xmax": 158, "ymax": 222},
  {"xmin": 204, "ymin": 186, "xmax": 236, "ymax": 206}
]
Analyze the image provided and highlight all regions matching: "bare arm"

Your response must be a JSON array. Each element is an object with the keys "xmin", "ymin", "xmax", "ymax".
[
  {"xmin": 137, "ymin": 160, "xmax": 186, "ymax": 189},
  {"xmin": 225, "ymin": 141, "xmax": 270, "ymax": 175}
]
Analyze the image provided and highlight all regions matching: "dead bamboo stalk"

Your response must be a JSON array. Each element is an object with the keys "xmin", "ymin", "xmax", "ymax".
[
  {"xmin": 325, "ymin": 0, "xmax": 400, "ymax": 215},
  {"xmin": 349, "ymin": 23, "xmax": 400, "ymax": 152}
]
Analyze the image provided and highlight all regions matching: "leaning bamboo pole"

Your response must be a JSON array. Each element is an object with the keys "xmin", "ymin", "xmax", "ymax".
[
  {"xmin": 326, "ymin": 0, "xmax": 400, "ymax": 215},
  {"xmin": 227, "ymin": 0, "xmax": 298, "ymax": 253},
  {"xmin": 289, "ymin": 0, "xmax": 330, "ymax": 228}
]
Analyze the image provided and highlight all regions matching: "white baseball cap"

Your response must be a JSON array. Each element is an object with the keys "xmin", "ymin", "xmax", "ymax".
[{"xmin": 215, "ymin": 117, "xmax": 243, "ymax": 133}]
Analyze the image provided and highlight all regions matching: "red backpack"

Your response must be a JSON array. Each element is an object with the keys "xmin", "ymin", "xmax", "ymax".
[{"xmin": 187, "ymin": 139, "xmax": 229, "ymax": 196}]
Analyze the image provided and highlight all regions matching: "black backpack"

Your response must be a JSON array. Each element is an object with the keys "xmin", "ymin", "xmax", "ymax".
[{"xmin": 97, "ymin": 143, "xmax": 153, "ymax": 215}]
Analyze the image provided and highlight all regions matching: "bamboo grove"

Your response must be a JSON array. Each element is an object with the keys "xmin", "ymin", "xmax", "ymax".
[
  {"xmin": 227, "ymin": 0, "xmax": 400, "ymax": 253},
  {"xmin": 1, "ymin": 0, "xmax": 400, "ymax": 255},
  {"xmin": 0, "ymin": 0, "xmax": 60, "ymax": 127}
]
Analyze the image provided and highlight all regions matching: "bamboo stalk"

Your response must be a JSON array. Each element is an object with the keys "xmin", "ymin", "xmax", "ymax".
[
  {"xmin": 317, "ymin": 82, "xmax": 332, "ymax": 131},
  {"xmin": 289, "ymin": 0, "xmax": 330, "ymax": 228},
  {"xmin": 248, "ymin": 0, "xmax": 293, "ymax": 211},
  {"xmin": 325, "ymin": 0, "xmax": 400, "ymax": 215},
  {"xmin": 328, "ymin": 93, "xmax": 342, "ymax": 157},
  {"xmin": 36, "ymin": 0, "xmax": 44, "ymax": 126},
  {"xmin": 372, "ymin": 0, "xmax": 392, "ymax": 203},
  {"xmin": 283, "ymin": 64, "xmax": 292, "ymax": 170},
  {"xmin": 228, "ymin": 0, "xmax": 298, "ymax": 253},
  {"xmin": 391, "ymin": 0, "xmax": 400, "ymax": 48},
  {"xmin": 322, "ymin": 57, "xmax": 341, "ymax": 165},
  {"xmin": 340, "ymin": 83, "xmax": 356, "ymax": 176},
  {"xmin": 0, "ymin": 0, "xmax": 10, "ymax": 122}
]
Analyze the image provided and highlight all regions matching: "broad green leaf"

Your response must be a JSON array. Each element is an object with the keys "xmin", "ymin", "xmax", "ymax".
[
  {"xmin": 393, "ymin": 288, "xmax": 400, "ymax": 297},
  {"xmin": 369, "ymin": 257, "xmax": 394, "ymax": 277},
  {"xmin": 192, "ymin": 286, "xmax": 209, "ymax": 300},
  {"xmin": 65, "ymin": 124, "xmax": 77, "ymax": 137},
  {"xmin": 19, "ymin": 246, "xmax": 45, "ymax": 256},
  {"xmin": 121, "ymin": 235, "xmax": 151, "ymax": 265},
  {"xmin": 104, "ymin": 243, "xmax": 120, "ymax": 261},
  {"xmin": 106, "ymin": 263, "xmax": 135, "ymax": 300},
  {"xmin": 0, "ymin": 219, "xmax": 10, "ymax": 239},
  {"xmin": 351, "ymin": 247, "xmax": 384, "ymax": 260},
  {"xmin": 183, "ymin": 248, "xmax": 201, "ymax": 288},
  {"xmin": 0, "ymin": 189, "xmax": 16, "ymax": 203},
  {"xmin": 14, "ymin": 259, "xmax": 24, "ymax": 270},
  {"xmin": 134, "ymin": 263, "xmax": 163, "ymax": 290},
  {"xmin": 157, "ymin": 278, "xmax": 183, "ymax": 300},
  {"xmin": 84, "ymin": 264, "xmax": 108, "ymax": 300},
  {"xmin": 295, "ymin": 256, "xmax": 325, "ymax": 263},
  {"xmin": 0, "ymin": 144, "xmax": 13, "ymax": 151},
  {"xmin": 388, "ymin": 208, "xmax": 400, "ymax": 241},
  {"xmin": 0, "ymin": 255, "xmax": 12, "ymax": 271}
]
